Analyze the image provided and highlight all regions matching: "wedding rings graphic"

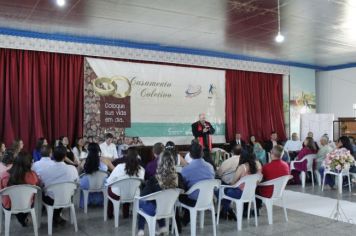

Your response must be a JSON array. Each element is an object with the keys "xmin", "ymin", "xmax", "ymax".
[{"xmin": 93, "ymin": 76, "xmax": 131, "ymax": 98}]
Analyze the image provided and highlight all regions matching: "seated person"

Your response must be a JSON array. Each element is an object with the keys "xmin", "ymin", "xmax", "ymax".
[
  {"xmin": 284, "ymin": 133, "xmax": 302, "ymax": 160},
  {"xmin": 106, "ymin": 147, "xmax": 144, "ymax": 219},
  {"xmin": 315, "ymin": 136, "xmax": 332, "ymax": 170},
  {"xmin": 0, "ymin": 149, "xmax": 15, "ymax": 176},
  {"xmin": 165, "ymin": 141, "xmax": 187, "ymax": 166},
  {"xmin": 39, "ymin": 145, "xmax": 79, "ymax": 226},
  {"xmin": 32, "ymin": 137, "xmax": 48, "ymax": 162},
  {"xmin": 230, "ymin": 133, "xmax": 246, "ymax": 149},
  {"xmin": 184, "ymin": 139, "xmax": 200, "ymax": 164},
  {"xmin": 137, "ymin": 151, "xmax": 178, "ymax": 236},
  {"xmin": 144, "ymin": 142, "xmax": 164, "ymax": 179},
  {"xmin": 303, "ymin": 131, "xmax": 320, "ymax": 150},
  {"xmin": 217, "ymin": 145, "xmax": 241, "ymax": 184},
  {"xmin": 100, "ymin": 133, "xmax": 119, "ymax": 161},
  {"xmin": 179, "ymin": 142, "xmax": 215, "ymax": 225},
  {"xmin": 0, "ymin": 151, "xmax": 39, "ymax": 227},
  {"xmin": 32, "ymin": 145, "xmax": 55, "ymax": 179},
  {"xmin": 256, "ymin": 145, "xmax": 290, "ymax": 211},
  {"xmin": 291, "ymin": 137, "xmax": 317, "ymax": 184},
  {"xmin": 220, "ymin": 150, "xmax": 261, "ymax": 219}
]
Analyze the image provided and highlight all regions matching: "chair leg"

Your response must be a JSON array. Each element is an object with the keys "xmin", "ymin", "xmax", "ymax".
[
  {"xmin": 0, "ymin": 205, "xmax": 3, "ymax": 234},
  {"xmin": 236, "ymin": 202, "xmax": 243, "ymax": 231},
  {"xmin": 147, "ymin": 217, "xmax": 156, "ymax": 236},
  {"xmin": 265, "ymin": 200, "xmax": 273, "ymax": 225},
  {"xmin": 132, "ymin": 201, "xmax": 137, "ymax": 236},
  {"xmin": 282, "ymin": 197, "xmax": 288, "ymax": 222},
  {"xmin": 71, "ymin": 205, "xmax": 78, "ymax": 232},
  {"xmin": 247, "ymin": 202, "xmax": 251, "ymax": 220},
  {"xmin": 216, "ymin": 191, "xmax": 222, "ymax": 225},
  {"xmin": 348, "ymin": 175, "xmax": 352, "ymax": 192},
  {"xmin": 322, "ymin": 173, "xmax": 326, "ymax": 191},
  {"xmin": 103, "ymin": 191, "xmax": 108, "ymax": 221},
  {"xmin": 301, "ymin": 172, "xmax": 306, "ymax": 188},
  {"xmin": 30, "ymin": 209, "xmax": 39, "ymax": 236},
  {"xmin": 199, "ymin": 211, "xmax": 204, "ymax": 229},
  {"xmin": 211, "ymin": 207, "xmax": 217, "ymax": 236},
  {"xmin": 83, "ymin": 190, "xmax": 89, "ymax": 214},
  {"xmin": 113, "ymin": 202, "xmax": 121, "ymax": 228},
  {"xmin": 4, "ymin": 211, "xmax": 11, "ymax": 236},
  {"xmin": 311, "ymin": 171, "xmax": 314, "ymax": 187},
  {"xmin": 173, "ymin": 215, "xmax": 179, "ymax": 236},
  {"xmin": 47, "ymin": 206, "xmax": 54, "ymax": 235},
  {"xmin": 190, "ymin": 209, "xmax": 197, "ymax": 236},
  {"xmin": 253, "ymin": 199, "xmax": 258, "ymax": 227}
]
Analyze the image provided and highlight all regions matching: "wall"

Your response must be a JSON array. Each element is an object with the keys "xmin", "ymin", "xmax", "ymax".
[{"xmin": 316, "ymin": 68, "xmax": 356, "ymax": 118}]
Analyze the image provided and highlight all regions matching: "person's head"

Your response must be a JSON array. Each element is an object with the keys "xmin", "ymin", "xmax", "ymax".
[
  {"xmin": 84, "ymin": 143, "xmax": 101, "ymax": 174},
  {"xmin": 189, "ymin": 142, "xmax": 202, "ymax": 159},
  {"xmin": 105, "ymin": 133, "xmax": 114, "ymax": 145},
  {"xmin": 271, "ymin": 145, "xmax": 284, "ymax": 160},
  {"xmin": 155, "ymin": 150, "xmax": 177, "ymax": 189},
  {"xmin": 35, "ymin": 137, "xmax": 47, "ymax": 151},
  {"xmin": 271, "ymin": 132, "xmax": 277, "ymax": 141},
  {"xmin": 250, "ymin": 135, "xmax": 256, "ymax": 143},
  {"xmin": 235, "ymin": 133, "xmax": 241, "ymax": 140},
  {"xmin": 124, "ymin": 147, "xmax": 140, "ymax": 176},
  {"xmin": 2, "ymin": 149, "xmax": 15, "ymax": 166},
  {"xmin": 40, "ymin": 145, "xmax": 52, "ymax": 158},
  {"xmin": 7, "ymin": 151, "xmax": 33, "ymax": 186},
  {"xmin": 75, "ymin": 137, "xmax": 85, "ymax": 148},
  {"xmin": 12, "ymin": 139, "xmax": 24, "ymax": 153},
  {"xmin": 307, "ymin": 131, "xmax": 314, "ymax": 138},
  {"xmin": 238, "ymin": 151, "xmax": 257, "ymax": 174},
  {"xmin": 53, "ymin": 145, "xmax": 67, "ymax": 162},
  {"xmin": 133, "ymin": 137, "xmax": 139, "ymax": 143},
  {"xmin": 291, "ymin": 133, "xmax": 298, "ymax": 141},
  {"xmin": 320, "ymin": 136, "xmax": 329, "ymax": 146},
  {"xmin": 304, "ymin": 137, "xmax": 316, "ymax": 151},
  {"xmin": 337, "ymin": 136, "xmax": 353, "ymax": 153},
  {"xmin": 165, "ymin": 141, "xmax": 178, "ymax": 163},
  {"xmin": 152, "ymin": 142, "xmax": 164, "ymax": 157},
  {"xmin": 199, "ymin": 113, "xmax": 206, "ymax": 124},
  {"xmin": 232, "ymin": 145, "xmax": 242, "ymax": 156},
  {"xmin": 87, "ymin": 136, "xmax": 94, "ymax": 143},
  {"xmin": 0, "ymin": 142, "xmax": 5, "ymax": 153},
  {"xmin": 59, "ymin": 136, "xmax": 69, "ymax": 146}
]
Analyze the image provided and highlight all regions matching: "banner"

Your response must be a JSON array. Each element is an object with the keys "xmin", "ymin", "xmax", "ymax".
[{"xmin": 84, "ymin": 57, "xmax": 226, "ymax": 145}]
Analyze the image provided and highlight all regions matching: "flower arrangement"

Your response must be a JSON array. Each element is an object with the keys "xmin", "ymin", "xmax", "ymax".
[{"xmin": 324, "ymin": 148, "xmax": 355, "ymax": 172}]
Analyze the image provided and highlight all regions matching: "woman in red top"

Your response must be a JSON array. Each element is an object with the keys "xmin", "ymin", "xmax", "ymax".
[
  {"xmin": 291, "ymin": 137, "xmax": 317, "ymax": 184},
  {"xmin": 0, "ymin": 151, "xmax": 39, "ymax": 227}
]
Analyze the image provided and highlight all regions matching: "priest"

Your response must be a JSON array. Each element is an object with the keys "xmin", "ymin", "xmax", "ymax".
[{"xmin": 191, "ymin": 113, "xmax": 215, "ymax": 150}]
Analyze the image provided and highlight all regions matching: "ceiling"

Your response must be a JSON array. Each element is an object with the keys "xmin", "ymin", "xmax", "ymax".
[{"xmin": 1, "ymin": 0, "xmax": 356, "ymax": 67}]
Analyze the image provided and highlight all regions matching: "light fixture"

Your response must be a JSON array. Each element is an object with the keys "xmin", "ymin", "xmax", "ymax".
[
  {"xmin": 56, "ymin": 0, "xmax": 66, "ymax": 7},
  {"xmin": 275, "ymin": 0, "xmax": 284, "ymax": 43}
]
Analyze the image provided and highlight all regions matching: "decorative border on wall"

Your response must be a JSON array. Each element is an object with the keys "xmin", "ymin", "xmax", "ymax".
[{"xmin": 0, "ymin": 34, "xmax": 290, "ymax": 75}]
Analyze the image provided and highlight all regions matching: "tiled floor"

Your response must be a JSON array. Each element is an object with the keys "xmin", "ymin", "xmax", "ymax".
[{"xmin": 6, "ymin": 184, "xmax": 356, "ymax": 235}]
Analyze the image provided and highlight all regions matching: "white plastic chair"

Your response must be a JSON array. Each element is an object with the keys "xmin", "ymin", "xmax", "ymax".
[
  {"xmin": 0, "ymin": 185, "xmax": 40, "ymax": 236},
  {"xmin": 43, "ymin": 182, "xmax": 78, "ymax": 235},
  {"xmin": 217, "ymin": 174, "xmax": 261, "ymax": 231},
  {"xmin": 178, "ymin": 179, "xmax": 221, "ymax": 236},
  {"xmin": 290, "ymin": 154, "xmax": 316, "ymax": 188},
  {"xmin": 80, "ymin": 170, "xmax": 108, "ymax": 215},
  {"xmin": 105, "ymin": 177, "xmax": 142, "ymax": 227},
  {"xmin": 322, "ymin": 168, "xmax": 351, "ymax": 194},
  {"xmin": 315, "ymin": 170, "xmax": 322, "ymax": 186},
  {"xmin": 256, "ymin": 175, "xmax": 292, "ymax": 225},
  {"xmin": 132, "ymin": 189, "xmax": 181, "ymax": 236}
]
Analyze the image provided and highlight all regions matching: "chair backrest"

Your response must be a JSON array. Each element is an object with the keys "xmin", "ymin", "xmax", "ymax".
[
  {"xmin": 85, "ymin": 170, "xmax": 108, "ymax": 190},
  {"xmin": 266, "ymin": 175, "xmax": 291, "ymax": 199},
  {"xmin": 188, "ymin": 179, "xmax": 221, "ymax": 209},
  {"xmin": 45, "ymin": 182, "xmax": 77, "ymax": 207},
  {"xmin": 0, "ymin": 185, "xmax": 39, "ymax": 211},
  {"xmin": 238, "ymin": 174, "xmax": 261, "ymax": 201},
  {"xmin": 142, "ymin": 189, "xmax": 180, "ymax": 218},
  {"xmin": 109, "ymin": 178, "xmax": 142, "ymax": 202},
  {"xmin": 304, "ymin": 154, "xmax": 316, "ymax": 171},
  {"xmin": 211, "ymin": 148, "xmax": 229, "ymax": 166}
]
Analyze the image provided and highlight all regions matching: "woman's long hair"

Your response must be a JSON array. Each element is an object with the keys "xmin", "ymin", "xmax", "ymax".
[
  {"xmin": 2, "ymin": 149, "xmax": 15, "ymax": 166},
  {"xmin": 7, "ymin": 151, "xmax": 33, "ymax": 186},
  {"xmin": 155, "ymin": 151, "xmax": 177, "ymax": 189},
  {"xmin": 84, "ymin": 143, "xmax": 101, "ymax": 174},
  {"xmin": 338, "ymin": 136, "xmax": 354, "ymax": 155},
  {"xmin": 305, "ymin": 137, "xmax": 317, "ymax": 151},
  {"xmin": 238, "ymin": 150, "xmax": 258, "ymax": 174},
  {"xmin": 165, "ymin": 141, "xmax": 178, "ymax": 165},
  {"xmin": 35, "ymin": 137, "xmax": 46, "ymax": 152},
  {"xmin": 124, "ymin": 147, "xmax": 141, "ymax": 176}
]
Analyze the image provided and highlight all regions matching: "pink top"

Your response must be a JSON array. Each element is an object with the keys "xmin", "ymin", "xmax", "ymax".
[
  {"xmin": 294, "ymin": 147, "xmax": 317, "ymax": 172},
  {"xmin": 0, "ymin": 163, "xmax": 12, "ymax": 176}
]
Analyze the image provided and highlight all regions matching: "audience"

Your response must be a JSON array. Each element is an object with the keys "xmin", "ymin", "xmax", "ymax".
[
  {"xmin": 0, "ymin": 149, "xmax": 15, "ymax": 175},
  {"xmin": 315, "ymin": 136, "xmax": 332, "ymax": 170},
  {"xmin": 290, "ymin": 137, "xmax": 317, "ymax": 184},
  {"xmin": 165, "ymin": 141, "xmax": 187, "ymax": 166},
  {"xmin": 220, "ymin": 150, "xmax": 261, "ymax": 219},
  {"xmin": 184, "ymin": 139, "xmax": 200, "ymax": 164},
  {"xmin": 73, "ymin": 137, "xmax": 88, "ymax": 163},
  {"xmin": 0, "ymin": 141, "xmax": 6, "ymax": 160},
  {"xmin": 106, "ymin": 147, "xmax": 145, "ymax": 218},
  {"xmin": 32, "ymin": 145, "xmax": 55, "ymax": 179},
  {"xmin": 256, "ymin": 145, "xmax": 290, "ymax": 213},
  {"xmin": 303, "ymin": 131, "xmax": 320, "ymax": 150},
  {"xmin": 100, "ymin": 133, "xmax": 119, "ymax": 160},
  {"xmin": 39, "ymin": 145, "xmax": 79, "ymax": 226},
  {"xmin": 217, "ymin": 145, "xmax": 241, "ymax": 184},
  {"xmin": 137, "ymin": 151, "xmax": 178, "ymax": 236},
  {"xmin": 179, "ymin": 142, "xmax": 215, "ymax": 225},
  {"xmin": 249, "ymin": 136, "xmax": 266, "ymax": 165},
  {"xmin": 145, "ymin": 142, "xmax": 164, "ymax": 179},
  {"xmin": 32, "ymin": 137, "xmax": 48, "ymax": 162},
  {"xmin": 59, "ymin": 136, "xmax": 78, "ymax": 167},
  {"xmin": 11, "ymin": 139, "xmax": 24, "ymax": 156},
  {"xmin": 284, "ymin": 133, "xmax": 302, "ymax": 160},
  {"xmin": 230, "ymin": 133, "xmax": 246, "ymax": 149},
  {"xmin": 0, "ymin": 151, "xmax": 39, "ymax": 227},
  {"xmin": 264, "ymin": 132, "xmax": 281, "ymax": 154}
]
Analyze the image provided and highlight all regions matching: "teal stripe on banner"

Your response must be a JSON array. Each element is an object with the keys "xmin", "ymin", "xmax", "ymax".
[{"xmin": 125, "ymin": 123, "xmax": 225, "ymax": 137}]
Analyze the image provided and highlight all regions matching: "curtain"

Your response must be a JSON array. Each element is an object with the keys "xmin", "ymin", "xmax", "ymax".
[
  {"xmin": 226, "ymin": 70, "xmax": 286, "ymax": 143},
  {"xmin": 0, "ymin": 48, "xmax": 84, "ymax": 151}
]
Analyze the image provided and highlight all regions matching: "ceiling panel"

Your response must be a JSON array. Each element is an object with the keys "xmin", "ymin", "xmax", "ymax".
[{"xmin": 0, "ymin": 0, "xmax": 356, "ymax": 66}]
